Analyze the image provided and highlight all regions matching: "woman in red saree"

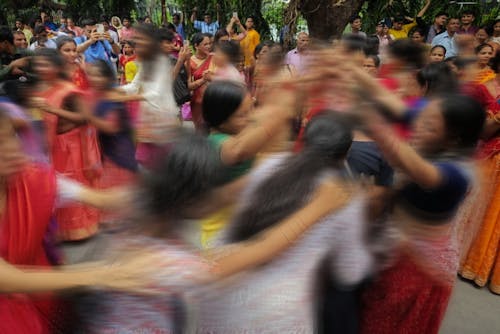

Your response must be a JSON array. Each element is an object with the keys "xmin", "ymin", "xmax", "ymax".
[
  {"xmin": 189, "ymin": 33, "xmax": 214, "ymax": 131},
  {"xmin": 0, "ymin": 109, "xmax": 61, "ymax": 333},
  {"xmin": 57, "ymin": 36, "xmax": 90, "ymax": 90},
  {"xmin": 31, "ymin": 48, "xmax": 101, "ymax": 241}
]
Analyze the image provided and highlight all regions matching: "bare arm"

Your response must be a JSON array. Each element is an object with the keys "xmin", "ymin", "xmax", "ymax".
[
  {"xmin": 417, "ymin": 0, "xmax": 431, "ymax": 18},
  {"xmin": 208, "ymin": 179, "xmax": 352, "ymax": 279}
]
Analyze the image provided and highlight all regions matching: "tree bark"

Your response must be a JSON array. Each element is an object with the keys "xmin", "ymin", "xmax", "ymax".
[{"xmin": 300, "ymin": 0, "xmax": 365, "ymax": 41}]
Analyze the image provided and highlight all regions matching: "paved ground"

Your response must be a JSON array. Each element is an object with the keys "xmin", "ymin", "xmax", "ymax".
[{"xmin": 440, "ymin": 278, "xmax": 500, "ymax": 334}]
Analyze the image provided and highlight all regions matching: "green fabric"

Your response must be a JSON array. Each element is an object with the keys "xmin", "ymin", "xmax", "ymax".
[{"xmin": 209, "ymin": 132, "xmax": 253, "ymax": 182}]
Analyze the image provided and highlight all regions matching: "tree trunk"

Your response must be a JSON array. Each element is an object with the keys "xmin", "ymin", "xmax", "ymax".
[
  {"xmin": 161, "ymin": 0, "xmax": 167, "ymax": 25},
  {"xmin": 300, "ymin": 0, "xmax": 365, "ymax": 40}
]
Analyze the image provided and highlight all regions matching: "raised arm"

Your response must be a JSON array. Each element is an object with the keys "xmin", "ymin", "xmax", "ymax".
[{"xmin": 417, "ymin": 0, "xmax": 431, "ymax": 19}]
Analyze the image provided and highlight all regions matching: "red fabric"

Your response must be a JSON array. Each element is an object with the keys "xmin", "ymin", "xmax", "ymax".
[
  {"xmin": 40, "ymin": 82, "xmax": 101, "ymax": 240},
  {"xmin": 190, "ymin": 55, "xmax": 213, "ymax": 130},
  {"xmin": 360, "ymin": 251, "xmax": 453, "ymax": 334},
  {"xmin": 72, "ymin": 66, "xmax": 90, "ymax": 90},
  {"xmin": 0, "ymin": 165, "xmax": 57, "ymax": 334},
  {"xmin": 293, "ymin": 99, "xmax": 330, "ymax": 152}
]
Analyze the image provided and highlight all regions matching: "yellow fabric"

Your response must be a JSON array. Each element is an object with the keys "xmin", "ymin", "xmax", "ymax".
[
  {"xmin": 475, "ymin": 70, "xmax": 496, "ymax": 85},
  {"xmin": 240, "ymin": 29, "xmax": 260, "ymax": 67},
  {"xmin": 389, "ymin": 22, "xmax": 417, "ymax": 40},
  {"xmin": 22, "ymin": 28, "xmax": 33, "ymax": 43},
  {"xmin": 124, "ymin": 61, "xmax": 138, "ymax": 83},
  {"xmin": 200, "ymin": 206, "xmax": 234, "ymax": 249},
  {"xmin": 29, "ymin": 108, "xmax": 42, "ymax": 121}
]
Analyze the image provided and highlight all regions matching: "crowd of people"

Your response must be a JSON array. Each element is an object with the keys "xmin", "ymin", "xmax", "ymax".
[{"xmin": 0, "ymin": 1, "xmax": 500, "ymax": 333}]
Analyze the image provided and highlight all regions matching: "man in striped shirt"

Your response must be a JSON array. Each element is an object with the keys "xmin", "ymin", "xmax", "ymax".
[{"xmin": 191, "ymin": 5, "xmax": 220, "ymax": 36}]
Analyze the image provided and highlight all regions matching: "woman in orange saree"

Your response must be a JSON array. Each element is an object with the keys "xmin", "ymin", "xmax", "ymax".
[
  {"xmin": 0, "ymin": 109, "xmax": 62, "ymax": 333},
  {"xmin": 460, "ymin": 51, "xmax": 500, "ymax": 294},
  {"xmin": 189, "ymin": 33, "xmax": 214, "ymax": 131},
  {"xmin": 31, "ymin": 48, "xmax": 101, "ymax": 241}
]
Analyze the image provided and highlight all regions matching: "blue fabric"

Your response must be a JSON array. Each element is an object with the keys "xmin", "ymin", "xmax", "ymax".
[
  {"xmin": 193, "ymin": 20, "xmax": 219, "ymax": 35},
  {"xmin": 397, "ymin": 162, "xmax": 469, "ymax": 222},
  {"xmin": 175, "ymin": 23, "xmax": 186, "ymax": 40},
  {"xmin": 431, "ymin": 32, "xmax": 457, "ymax": 59},
  {"xmin": 94, "ymin": 101, "xmax": 137, "ymax": 172},
  {"xmin": 74, "ymin": 36, "xmax": 113, "ymax": 66}
]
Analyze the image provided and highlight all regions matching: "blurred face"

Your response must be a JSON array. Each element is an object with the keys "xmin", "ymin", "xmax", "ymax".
[
  {"xmin": 256, "ymin": 45, "xmax": 269, "ymax": 61},
  {"xmin": 37, "ymin": 30, "xmax": 48, "ymax": 44},
  {"xmin": 173, "ymin": 16, "xmax": 180, "ymax": 25},
  {"xmin": 161, "ymin": 40, "xmax": 175, "ymax": 54},
  {"xmin": 410, "ymin": 99, "xmax": 447, "ymax": 154},
  {"xmin": 15, "ymin": 21, "xmax": 23, "ymax": 29},
  {"xmin": 87, "ymin": 65, "xmax": 108, "ymax": 90},
  {"xmin": 204, "ymin": 15, "xmax": 212, "ymax": 24},
  {"xmin": 245, "ymin": 18, "xmax": 254, "ymax": 30},
  {"xmin": 435, "ymin": 15, "xmax": 448, "ymax": 26},
  {"xmin": 123, "ymin": 43, "xmax": 134, "ymax": 55},
  {"xmin": 297, "ymin": 34, "xmax": 309, "ymax": 52},
  {"xmin": 67, "ymin": 18, "xmax": 75, "ymax": 27},
  {"xmin": 362, "ymin": 57, "xmax": 378, "ymax": 76},
  {"xmin": 494, "ymin": 22, "xmax": 500, "ymax": 36},
  {"xmin": 477, "ymin": 46, "xmax": 494, "ymax": 66},
  {"xmin": 429, "ymin": 47, "xmax": 446, "ymax": 63},
  {"xmin": 41, "ymin": 12, "xmax": 49, "ymax": 23},
  {"xmin": 0, "ymin": 119, "xmax": 25, "ymax": 177},
  {"xmin": 123, "ymin": 18, "xmax": 131, "ymax": 28},
  {"xmin": 134, "ymin": 32, "xmax": 154, "ymax": 59},
  {"xmin": 376, "ymin": 24, "xmax": 383, "ymax": 34},
  {"xmin": 195, "ymin": 37, "xmax": 212, "ymax": 56},
  {"xmin": 475, "ymin": 29, "xmax": 488, "ymax": 43},
  {"xmin": 59, "ymin": 41, "xmax": 78, "ymax": 64},
  {"xmin": 13, "ymin": 33, "xmax": 28, "ymax": 49},
  {"xmin": 447, "ymin": 19, "xmax": 460, "ymax": 33},
  {"xmin": 102, "ymin": 21, "xmax": 110, "ymax": 31},
  {"xmin": 144, "ymin": 17, "xmax": 152, "ymax": 24},
  {"xmin": 84, "ymin": 24, "xmax": 95, "ymax": 38},
  {"xmin": 393, "ymin": 22, "xmax": 403, "ymax": 31},
  {"xmin": 33, "ymin": 56, "xmax": 59, "ymax": 81},
  {"xmin": 112, "ymin": 17, "xmax": 119, "ymax": 26},
  {"xmin": 213, "ymin": 46, "xmax": 229, "ymax": 67},
  {"xmin": 351, "ymin": 19, "xmax": 362, "ymax": 30},
  {"xmin": 60, "ymin": 18, "xmax": 67, "ymax": 26},
  {"xmin": 383, "ymin": 26, "xmax": 389, "ymax": 34},
  {"xmin": 461, "ymin": 14, "xmax": 474, "ymax": 25},
  {"xmin": 219, "ymin": 94, "xmax": 252, "ymax": 135},
  {"xmin": 411, "ymin": 31, "xmax": 425, "ymax": 43}
]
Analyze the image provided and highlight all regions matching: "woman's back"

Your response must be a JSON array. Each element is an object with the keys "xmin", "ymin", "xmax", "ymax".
[{"xmin": 195, "ymin": 154, "xmax": 373, "ymax": 333}]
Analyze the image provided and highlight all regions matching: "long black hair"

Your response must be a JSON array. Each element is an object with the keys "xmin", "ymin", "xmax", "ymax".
[
  {"xmin": 416, "ymin": 62, "xmax": 458, "ymax": 97},
  {"xmin": 139, "ymin": 131, "xmax": 227, "ymax": 223},
  {"xmin": 202, "ymin": 80, "xmax": 247, "ymax": 129},
  {"xmin": 228, "ymin": 111, "xmax": 353, "ymax": 242}
]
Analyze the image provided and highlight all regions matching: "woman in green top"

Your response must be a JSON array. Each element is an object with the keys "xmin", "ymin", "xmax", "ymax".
[{"xmin": 199, "ymin": 80, "xmax": 295, "ymax": 246}]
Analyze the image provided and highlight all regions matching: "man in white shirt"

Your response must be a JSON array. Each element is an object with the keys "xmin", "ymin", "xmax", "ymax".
[
  {"xmin": 285, "ymin": 32, "xmax": 309, "ymax": 74},
  {"xmin": 28, "ymin": 25, "xmax": 57, "ymax": 50}
]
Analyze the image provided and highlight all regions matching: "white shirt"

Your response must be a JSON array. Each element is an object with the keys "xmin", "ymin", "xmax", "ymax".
[{"xmin": 28, "ymin": 38, "xmax": 57, "ymax": 51}]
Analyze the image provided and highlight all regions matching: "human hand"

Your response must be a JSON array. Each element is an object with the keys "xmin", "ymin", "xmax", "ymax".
[
  {"xmin": 102, "ymin": 31, "xmax": 112, "ymax": 42},
  {"xmin": 90, "ymin": 31, "xmax": 100, "ymax": 43},
  {"xmin": 178, "ymin": 46, "xmax": 192, "ymax": 62},
  {"xmin": 9, "ymin": 57, "xmax": 30, "ymax": 69},
  {"xmin": 202, "ymin": 70, "xmax": 213, "ymax": 82}
]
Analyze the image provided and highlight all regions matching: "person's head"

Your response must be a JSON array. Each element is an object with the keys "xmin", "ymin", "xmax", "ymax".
[
  {"xmin": 475, "ymin": 43, "xmax": 494, "ymax": 66},
  {"xmin": 213, "ymin": 40, "xmax": 241, "ymax": 67},
  {"xmin": 410, "ymin": 94, "xmax": 485, "ymax": 156},
  {"xmin": 172, "ymin": 13, "xmax": 181, "ymax": 25},
  {"xmin": 203, "ymin": 80, "xmax": 251, "ymax": 135},
  {"xmin": 364, "ymin": 35, "xmax": 380, "ymax": 55},
  {"xmin": 144, "ymin": 16, "xmax": 152, "ymax": 25},
  {"xmin": 411, "ymin": 27, "xmax": 426, "ymax": 43},
  {"xmin": 192, "ymin": 32, "xmax": 212, "ymax": 56},
  {"xmin": 254, "ymin": 40, "xmax": 274, "ymax": 61},
  {"xmin": 140, "ymin": 131, "xmax": 226, "ymax": 222},
  {"xmin": 416, "ymin": 62, "xmax": 458, "ymax": 97},
  {"xmin": 490, "ymin": 50, "xmax": 500, "ymax": 74},
  {"xmin": 349, "ymin": 15, "xmax": 362, "ymax": 31},
  {"xmin": 429, "ymin": 45, "xmax": 446, "ymax": 63},
  {"xmin": 122, "ymin": 40, "xmax": 135, "ymax": 56},
  {"xmin": 203, "ymin": 13, "xmax": 212, "ymax": 24},
  {"xmin": 434, "ymin": 12, "xmax": 448, "ymax": 27},
  {"xmin": 341, "ymin": 34, "xmax": 367, "ymax": 65},
  {"xmin": 67, "ymin": 17, "xmax": 75, "ymax": 28},
  {"xmin": 296, "ymin": 32, "xmax": 309, "ymax": 52},
  {"xmin": 388, "ymin": 38, "xmax": 426, "ymax": 69},
  {"xmin": 122, "ymin": 17, "xmax": 131, "ymax": 28},
  {"xmin": 392, "ymin": 16, "xmax": 405, "ymax": 31},
  {"xmin": 111, "ymin": 16, "xmax": 122, "ymax": 28},
  {"xmin": 13, "ymin": 31, "xmax": 28, "ymax": 49},
  {"xmin": 375, "ymin": 21, "xmax": 386, "ymax": 35},
  {"xmin": 493, "ymin": 19, "xmax": 500, "ymax": 37},
  {"xmin": 0, "ymin": 26, "xmax": 15, "ymax": 53},
  {"xmin": 81, "ymin": 18, "xmax": 97, "ymax": 38},
  {"xmin": 15, "ymin": 18, "xmax": 25, "ymax": 30},
  {"xmin": 228, "ymin": 111, "xmax": 353, "ymax": 242},
  {"xmin": 60, "ymin": 17, "xmax": 67, "ymax": 26},
  {"xmin": 165, "ymin": 22, "xmax": 176, "ymax": 33},
  {"xmin": 56, "ymin": 36, "xmax": 77, "ymax": 64},
  {"xmin": 0, "ymin": 108, "xmax": 25, "ymax": 178},
  {"xmin": 99, "ymin": 16, "xmax": 110, "ymax": 31},
  {"xmin": 133, "ymin": 23, "xmax": 161, "ymax": 60},
  {"xmin": 449, "ymin": 56, "xmax": 477, "ymax": 80},
  {"xmin": 34, "ymin": 25, "xmax": 49, "ymax": 44},
  {"xmin": 446, "ymin": 17, "xmax": 460, "ymax": 34},
  {"xmin": 158, "ymin": 28, "xmax": 176, "ymax": 55},
  {"xmin": 444, "ymin": 56, "xmax": 458, "ymax": 74},
  {"xmin": 363, "ymin": 55, "xmax": 380, "ymax": 76},
  {"xmin": 40, "ymin": 10, "xmax": 50, "ymax": 23},
  {"xmin": 33, "ymin": 47, "xmax": 65, "ymax": 81},
  {"xmin": 214, "ymin": 28, "xmax": 229, "ymax": 43},
  {"xmin": 87, "ymin": 59, "xmax": 116, "ymax": 90},
  {"xmin": 245, "ymin": 16, "xmax": 256, "ymax": 30},
  {"xmin": 475, "ymin": 27, "xmax": 489, "ymax": 44},
  {"xmin": 460, "ymin": 10, "xmax": 475, "ymax": 25}
]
